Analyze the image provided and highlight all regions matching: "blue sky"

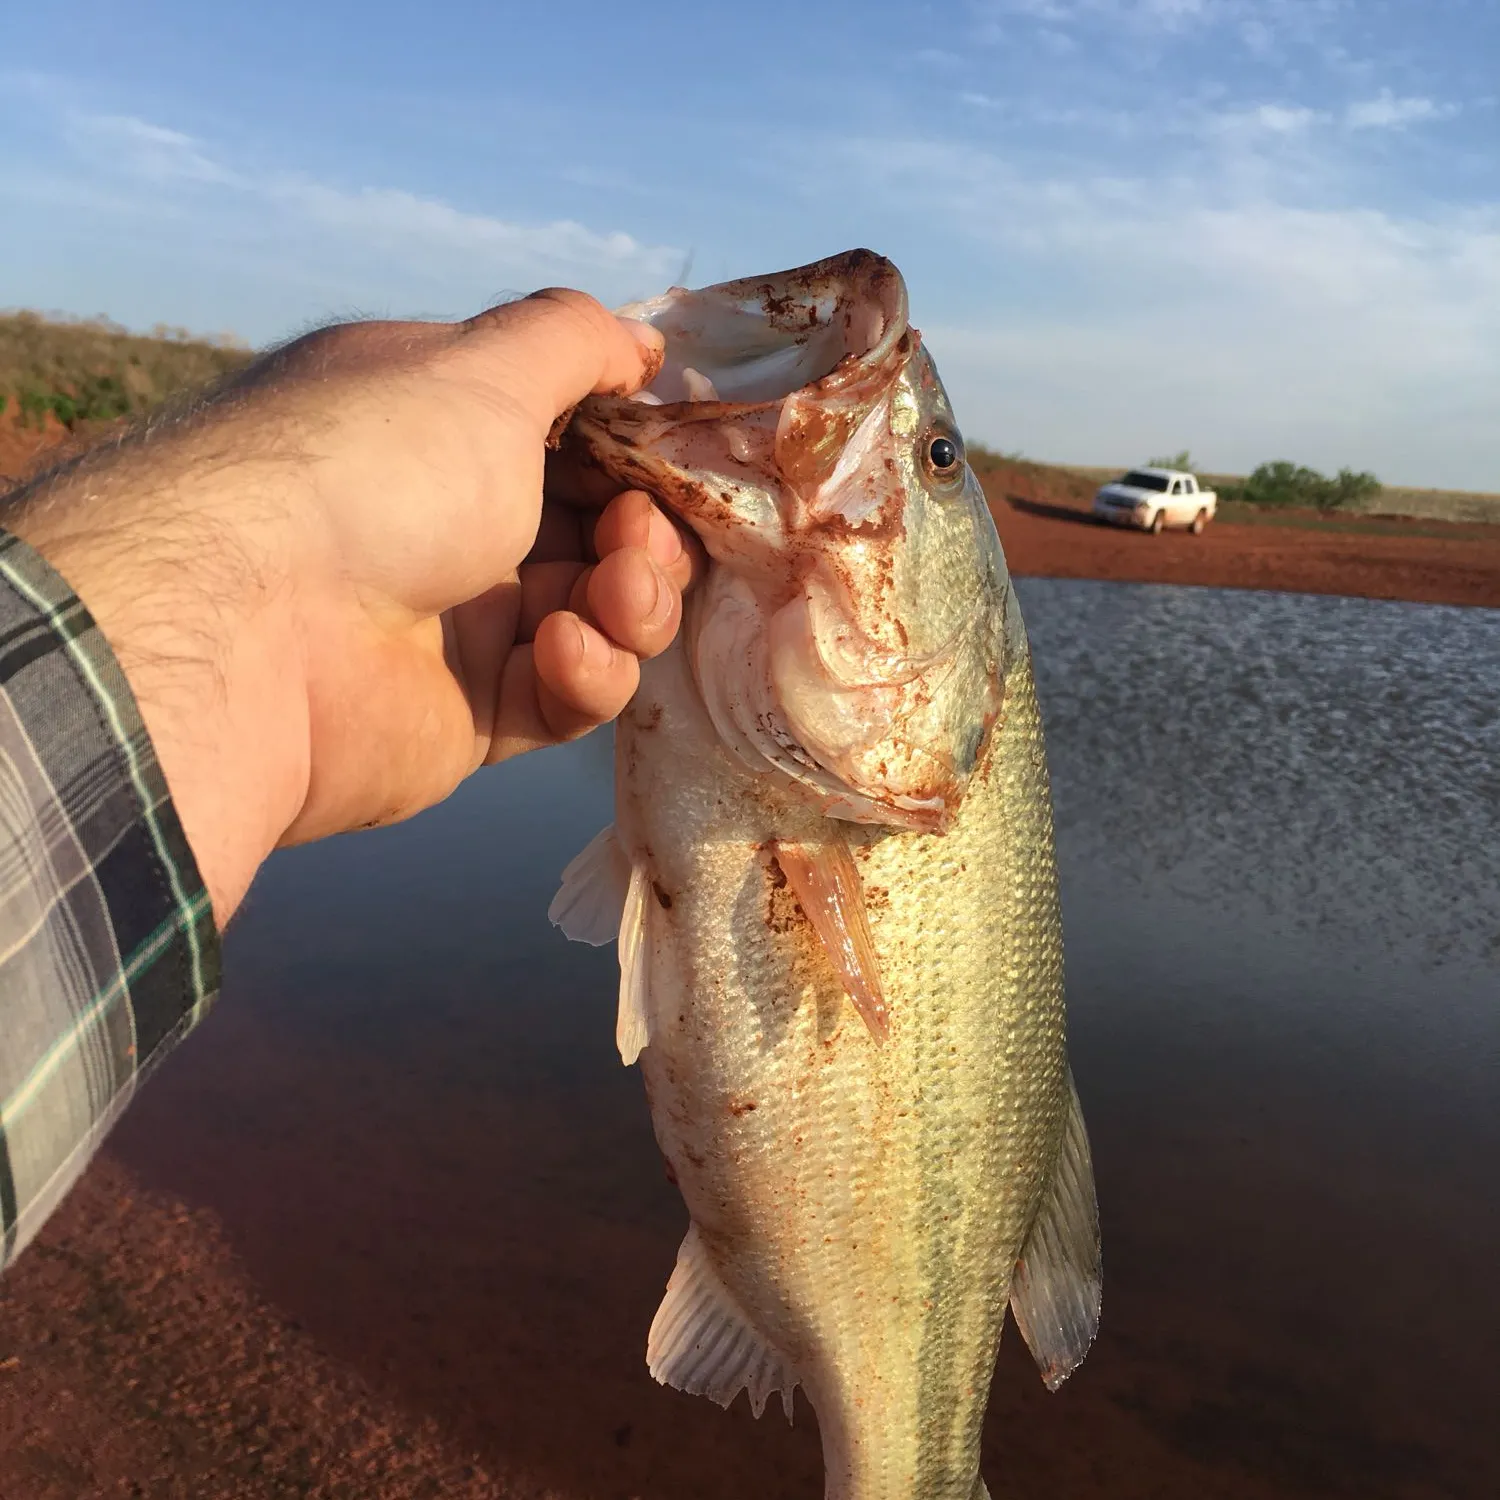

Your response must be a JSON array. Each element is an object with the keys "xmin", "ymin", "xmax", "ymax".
[{"xmin": 2, "ymin": 0, "xmax": 1496, "ymax": 488}]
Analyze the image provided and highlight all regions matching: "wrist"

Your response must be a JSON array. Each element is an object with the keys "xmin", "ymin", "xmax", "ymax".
[{"xmin": 4, "ymin": 446, "xmax": 312, "ymax": 922}]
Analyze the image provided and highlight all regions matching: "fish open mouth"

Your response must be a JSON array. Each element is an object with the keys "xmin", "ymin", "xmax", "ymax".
[
  {"xmin": 570, "ymin": 249, "xmax": 920, "ymax": 560},
  {"xmin": 619, "ymin": 249, "xmax": 908, "ymax": 410}
]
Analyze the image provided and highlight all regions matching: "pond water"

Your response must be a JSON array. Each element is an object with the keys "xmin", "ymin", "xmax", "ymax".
[{"xmin": 112, "ymin": 579, "xmax": 1500, "ymax": 1500}]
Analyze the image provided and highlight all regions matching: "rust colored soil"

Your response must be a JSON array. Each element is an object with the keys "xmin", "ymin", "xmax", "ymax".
[
  {"xmin": 0, "ymin": 413, "xmax": 69, "ymax": 486},
  {"xmin": 980, "ymin": 460, "xmax": 1500, "ymax": 610},
  {"xmin": 0, "ymin": 1156, "xmax": 513, "ymax": 1500},
  {"xmin": 0, "ymin": 412, "xmax": 121, "ymax": 490}
]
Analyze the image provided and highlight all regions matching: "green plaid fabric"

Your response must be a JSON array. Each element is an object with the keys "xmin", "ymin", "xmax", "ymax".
[{"xmin": 0, "ymin": 528, "xmax": 220, "ymax": 1270}]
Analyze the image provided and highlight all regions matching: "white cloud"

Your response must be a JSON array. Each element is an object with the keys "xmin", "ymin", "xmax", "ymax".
[
  {"xmin": 1239, "ymin": 18, "xmax": 1274, "ymax": 54},
  {"xmin": 976, "ymin": 0, "xmax": 1210, "ymax": 33},
  {"xmin": 987, "ymin": 0, "xmax": 1204, "ymax": 17},
  {"xmin": 972, "ymin": 0, "xmax": 1370, "ymax": 60},
  {"xmin": 1345, "ymin": 90, "xmax": 1454, "ymax": 130},
  {"xmin": 1248, "ymin": 103, "xmax": 1323, "ymax": 134},
  {"xmin": 57, "ymin": 110, "xmax": 679, "ymax": 290},
  {"xmin": 265, "ymin": 178, "xmax": 673, "ymax": 276},
  {"xmin": 1195, "ymin": 101, "xmax": 1329, "ymax": 149},
  {"xmin": 67, "ymin": 113, "xmax": 234, "ymax": 185}
]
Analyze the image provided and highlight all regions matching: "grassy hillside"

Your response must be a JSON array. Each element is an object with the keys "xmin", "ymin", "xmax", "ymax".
[{"xmin": 0, "ymin": 311, "xmax": 254, "ymax": 427}]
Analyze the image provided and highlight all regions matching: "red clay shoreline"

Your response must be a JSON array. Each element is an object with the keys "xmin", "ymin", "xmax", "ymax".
[{"xmin": 978, "ymin": 459, "xmax": 1500, "ymax": 611}]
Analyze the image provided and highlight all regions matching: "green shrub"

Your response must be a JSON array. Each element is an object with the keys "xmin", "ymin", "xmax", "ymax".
[
  {"xmin": 17, "ymin": 386, "xmax": 51, "ymax": 425},
  {"xmin": 1233, "ymin": 460, "xmax": 1381, "ymax": 512},
  {"xmin": 0, "ymin": 311, "xmax": 253, "ymax": 430},
  {"xmin": 1148, "ymin": 449, "xmax": 1193, "ymax": 470}
]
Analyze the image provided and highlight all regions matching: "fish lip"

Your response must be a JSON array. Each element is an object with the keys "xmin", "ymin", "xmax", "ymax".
[{"xmin": 579, "ymin": 248, "xmax": 909, "ymax": 423}]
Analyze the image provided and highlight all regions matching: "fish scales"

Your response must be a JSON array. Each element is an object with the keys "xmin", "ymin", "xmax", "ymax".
[
  {"xmin": 621, "ymin": 650, "xmax": 1065, "ymax": 1497},
  {"xmin": 554, "ymin": 249, "xmax": 1100, "ymax": 1499}
]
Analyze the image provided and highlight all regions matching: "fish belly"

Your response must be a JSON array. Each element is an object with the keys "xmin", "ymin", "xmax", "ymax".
[{"xmin": 617, "ymin": 642, "xmax": 1069, "ymax": 1500}]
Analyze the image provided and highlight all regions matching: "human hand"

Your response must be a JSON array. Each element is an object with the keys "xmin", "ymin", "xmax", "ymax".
[{"xmin": 5, "ymin": 291, "xmax": 700, "ymax": 921}]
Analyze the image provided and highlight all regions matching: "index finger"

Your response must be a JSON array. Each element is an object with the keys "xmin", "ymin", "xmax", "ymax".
[
  {"xmin": 543, "ymin": 439, "xmax": 640, "ymax": 512},
  {"xmin": 452, "ymin": 288, "xmax": 664, "ymax": 437}
]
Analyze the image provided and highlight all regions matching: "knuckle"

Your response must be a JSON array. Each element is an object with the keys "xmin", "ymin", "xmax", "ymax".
[
  {"xmin": 242, "ymin": 318, "xmax": 436, "ymax": 388},
  {"xmin": 462, "ymin": 287, "xmax": 608, "ymax": 344},
  {"xmin": 528, "ymin": 287, "xmax": 610, "ymax": 323}
]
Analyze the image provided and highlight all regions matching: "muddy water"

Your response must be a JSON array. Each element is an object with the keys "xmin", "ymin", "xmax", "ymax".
[{"xmin": 109, "ymin": 579, "xmax": 1500, "ymax": 1499}]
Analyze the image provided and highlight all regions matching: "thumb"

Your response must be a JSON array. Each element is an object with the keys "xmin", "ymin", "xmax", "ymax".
[{"xmin": 452, "ymin": 288, "xmax": 664, "ymax": 436}]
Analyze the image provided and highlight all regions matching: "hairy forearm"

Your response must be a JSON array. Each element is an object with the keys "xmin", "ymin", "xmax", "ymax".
[{"xmin": 1, "ymin": 426, "xmax": 312, "ymax": 923}]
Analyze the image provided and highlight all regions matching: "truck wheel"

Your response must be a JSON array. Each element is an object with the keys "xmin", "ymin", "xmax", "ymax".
[
  {"xmin": 1190, "ymin": 508, "xmax": 1208, "ymax": 535},
  {"xmin": 1149, "ymin": 510, "xmax": 1165, "ymax": 535}
]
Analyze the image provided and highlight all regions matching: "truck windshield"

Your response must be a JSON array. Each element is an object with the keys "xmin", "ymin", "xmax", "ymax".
[{"xmin": 1120, "ymin": 471, "xmax": 1171, "ymax": 492}]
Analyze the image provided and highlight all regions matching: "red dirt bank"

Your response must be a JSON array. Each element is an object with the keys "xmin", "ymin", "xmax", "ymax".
[{"xmin": 978, "ymin": 457, "xmax": 1500, "ymax": 610}]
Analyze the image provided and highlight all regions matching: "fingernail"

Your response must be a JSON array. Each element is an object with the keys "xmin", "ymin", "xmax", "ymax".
[
  {"xmin": 574, "ymin": 617, "xmax": 609, "ymax": 669},
  {"xmin": 647, "ymin": 509, "xmax": 685, "ymax": 567},
  {"xmin": 644, "ymin": 562, "xmax": 673, "ymax": 627},
  {"xmin": 616, "ymin": 316, "xmax": 665, "ymax": 379}
]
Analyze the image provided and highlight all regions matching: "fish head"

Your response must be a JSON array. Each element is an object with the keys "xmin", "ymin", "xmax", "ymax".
[{"xmin": 570, "ymin": 249, "xmax": 1022, "ymax": 832}]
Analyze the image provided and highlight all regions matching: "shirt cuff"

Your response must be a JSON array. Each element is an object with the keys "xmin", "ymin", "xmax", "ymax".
[{"xmin": 0, "ymin": 526, "xmax": 222, "ymax": 1270}]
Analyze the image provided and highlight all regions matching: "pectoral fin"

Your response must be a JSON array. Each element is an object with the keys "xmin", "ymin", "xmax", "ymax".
[
  {"xmin": 549, "ymin": 824, "xmax": 632, "ymax": 945},
  {"xmin": 648, "ymin": 1222, "xmax": 799, "ymax": 1422},
  {"xmin": 1009, "ymin": 1071, "xmax": 1102, "ymax": 1390},
  {"xmin": 772, "ymin": 835, "xmax": 888, "ymax": 1040},
  {"xmin": 615, "ymin": 863, "xmax": 652, "ymax": 1065},
  {"xmin": 550, "ymin": 825, "xmax": 653, "ymax": 1066}
]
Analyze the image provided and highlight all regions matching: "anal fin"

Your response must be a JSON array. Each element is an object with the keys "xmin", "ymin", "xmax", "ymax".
[
  {"xmin": 772, "ymin": 835, "xmax": 888, "ymax": 1040},
  {"xmin": 647, "ymin": 1223, "xmax": 799, "ymax": 1422},
  {"xmin": 1010, "ymin": 1069, "xmax": 1102, "ymax": 1390}
]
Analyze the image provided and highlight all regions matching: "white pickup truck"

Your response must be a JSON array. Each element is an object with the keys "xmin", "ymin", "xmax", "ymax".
[{"xmin": 1091, "ymin": 467, "xmax": 1218, "ymax": 534}]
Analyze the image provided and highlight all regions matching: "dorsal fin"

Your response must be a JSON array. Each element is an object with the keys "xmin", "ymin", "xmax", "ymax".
[
  {"xmin": 771, "ymin": 835, "xmax": 888, "ymax": 1040},
  {"xmin": 1009, "ymin": 1071, "xmax": 1102, "ymax": 1390}
]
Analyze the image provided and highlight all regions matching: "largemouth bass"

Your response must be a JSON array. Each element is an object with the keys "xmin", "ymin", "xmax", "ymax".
[{"xmin": 551, "ymin": 250, "xmax": 1100, "ymax": 1499}]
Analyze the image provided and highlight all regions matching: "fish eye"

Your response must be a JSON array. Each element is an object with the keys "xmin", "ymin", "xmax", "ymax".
[
  {"xmin": 929, "ymin": 436, "xmax": 959, "ymax": 470},
  {"xmin": 923, "ymin": 429, "xmax": 965, "ymax": 482}
]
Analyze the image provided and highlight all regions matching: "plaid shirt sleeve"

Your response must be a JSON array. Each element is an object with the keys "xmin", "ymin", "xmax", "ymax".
[{"xmin": 0, "ymin": 527, "xmax": 221, "ymax": 1270}]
